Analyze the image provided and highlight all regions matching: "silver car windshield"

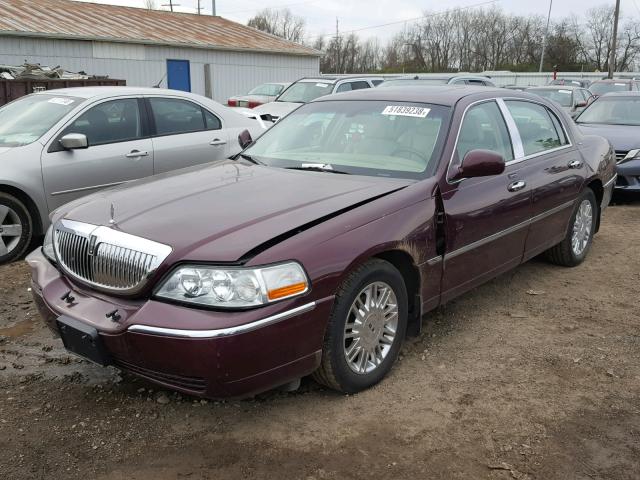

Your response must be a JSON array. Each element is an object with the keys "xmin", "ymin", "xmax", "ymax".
[
  {"xmin": 245, "ymin": 100, "xmax": 451, "ymax": 179},
  {"xmin": 276, "ymin": 82, "xmax": 333, "ymax": 103},
  {"xmin": 576, "ymin": 97, "xmax": 640, "ymax": 126},
  {"xmin": 0, "ymin": 94, "xmax": 81, "ymax": 147}
]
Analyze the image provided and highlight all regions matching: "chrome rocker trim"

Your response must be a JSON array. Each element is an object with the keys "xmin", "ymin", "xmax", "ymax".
[{"xmin": 127, "ymin": 301, "xmax": 317, "ymax": 338}]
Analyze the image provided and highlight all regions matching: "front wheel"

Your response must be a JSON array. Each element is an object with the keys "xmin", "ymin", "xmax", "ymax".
[
  {"xmin": 313, "ymin": 259, "xmax": 408, "ymax": 394},
  {"xmin": 0, "ymin": 192, "xmax": 34, "ymax": 264},
  {"xmin": 545, "ymin": 189, "xmax": 597, "ymax": 267}
]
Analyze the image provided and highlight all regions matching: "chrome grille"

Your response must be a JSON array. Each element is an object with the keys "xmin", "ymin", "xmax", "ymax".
[
  {"xmin": 616, "ymin": 151, "xmax": 628, "ymax": 162},
  {"xmin": 53, "ymin": 219, "xmax": 172, "ymax": 294}
]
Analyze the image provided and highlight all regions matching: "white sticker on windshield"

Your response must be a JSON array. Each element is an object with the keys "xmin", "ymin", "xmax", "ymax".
[
  {"xmin": 316, "ymin": 83, "xmax": 330, "ymax": 88},
  {"xmin": 382, "ymin": 105, "xmax": 430, "ymax": 118},
  {"xmin": 615, "ymin": 83, "xmax": 626, "ymax": 86},
  {"xmin": 48, "ymin": 97, "xmax": 75, "ymax": 106},
  {"xmin": 559, "ymin": 89, "xmax": 572, "ymax": 94}
]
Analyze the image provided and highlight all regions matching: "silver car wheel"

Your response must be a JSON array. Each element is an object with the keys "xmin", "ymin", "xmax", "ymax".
[
  {"xmin": 571, "ymin": 199, "xmax": 593, "ymax": 256},
  {"xmin": 343, "ymin": 281, "xmax": 399, "ymax": 375},
  {"xmin": 0, "ymin": 205, "xmax": 23, "ymax": 256}
]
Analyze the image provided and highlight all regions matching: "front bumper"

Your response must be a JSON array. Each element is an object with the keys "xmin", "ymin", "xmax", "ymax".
[
  {"xmin": 26, "ymin": 248, "xmax": 332, "ymax": 398},
  {"xmin": 615, "ymin": 159, "xmax": 640, "ymax": 192}
]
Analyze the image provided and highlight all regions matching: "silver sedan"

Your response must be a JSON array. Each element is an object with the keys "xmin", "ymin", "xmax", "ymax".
[{"xmin": 0, "ymin": 86, "xmax": 265, "ymax": 263}]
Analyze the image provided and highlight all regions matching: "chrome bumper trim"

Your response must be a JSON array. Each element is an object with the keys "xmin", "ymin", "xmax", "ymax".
[
  {"xmin": 604, "ymin": 174, "xmax": 617, "ymax": 188},
  {"xmin": 127, "ymin": 301, "xmax": 317, "ymax": 338}
]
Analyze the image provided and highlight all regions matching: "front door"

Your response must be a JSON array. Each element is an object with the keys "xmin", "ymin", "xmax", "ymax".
[
  {"xmin": 167, "ymin": 60, "xmax": 191, "ymax": 92},
  {"xmin": 42, "ymin": 97, "xmax": 153, "ymax": 211},
  {"xmin": 440, "ymin": 100, "xmax": 531, "ymax": 302}
]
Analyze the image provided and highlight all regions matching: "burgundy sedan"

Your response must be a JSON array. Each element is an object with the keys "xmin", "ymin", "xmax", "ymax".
[{"xmin": 27, "ymin": 86, "xmax": 617, "ymax": 399}]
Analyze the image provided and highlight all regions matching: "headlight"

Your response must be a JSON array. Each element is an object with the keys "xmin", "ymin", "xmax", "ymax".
[
  {"xmin": 42, "ymin": 225, "xmax": 55, "ymax": 262},
  {"xmin": 155, "ymin": 262, "xmax": 309, "ymax": 308}
]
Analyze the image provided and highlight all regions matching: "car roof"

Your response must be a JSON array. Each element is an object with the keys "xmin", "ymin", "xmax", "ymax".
[
  {"xmin": 32, "ymin": 86, "xmax": 207, "ymax": 101},
  {"xmin": 598, "ymin": 91, "xmax": 640, "ymax": 97},
  {"xmin": 591, "ymin": 79, "xmax": 633, "ymax": 84},
  {"xmin": 527, "ymin": 85, "xmax": 582, "ymax": 91},
  {"xmin": 392, "ymin": 74, "xmax": 490, "ymax": 81},
  {"xmin": 311, "ymin": 85, "xmax": 523, "ymax": 106},
  {"xmin": 296, "ymin": 76, "xmax": 376, "ymax": 84}
]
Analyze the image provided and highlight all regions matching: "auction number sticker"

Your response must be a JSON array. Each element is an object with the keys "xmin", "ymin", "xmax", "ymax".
[
  {"xmin": 48, "ymin": 97, "xmax": 75, "ymax": 106},
  {"xmin": 382, "ymin": 105, "xmax": 430, "ymax": 118},
  {"xmin": 316, "ymin": 83, "xmax": 330, "ymax": 88},
  {"xmin": 559, "ymin": 89, "xmax": 572, "ymax": 94}
]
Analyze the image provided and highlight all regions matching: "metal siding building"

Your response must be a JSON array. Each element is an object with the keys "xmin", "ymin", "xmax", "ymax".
[{"xmin": 0, "ymin": 0, "xmax": 320, "ymax": 102}]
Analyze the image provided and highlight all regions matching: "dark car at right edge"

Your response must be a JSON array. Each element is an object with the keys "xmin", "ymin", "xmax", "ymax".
[{"xmin": 27, "ymin": 86, "xmax": 616, "ymax": 400}]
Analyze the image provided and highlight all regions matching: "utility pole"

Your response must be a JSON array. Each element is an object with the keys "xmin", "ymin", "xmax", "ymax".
[
  {"xmin": 539, "ymin": 0, "xmax": 553, "ymax": 72},
  {"xmin": 608, "ymin": 0, "xmax": 621, "ymax": 79},
  {"xmin": 161, "ymin": 0, "xmax": 179, "ymax": 12},
  {"xmin": 211, "ymin": 0, "xmax": 216, "ymax": 15},
  {"xmin": 335, "ymin": 17, "xmax": 339, "ymax": 75},
  {"xmin": 197, "ymin": 0, "xmax": 202, "ymax": 14}
]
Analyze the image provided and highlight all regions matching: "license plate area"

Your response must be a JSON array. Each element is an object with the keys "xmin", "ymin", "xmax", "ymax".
[{"xmin": 57, "ymin": 316, "xmax": 111, "ymax": 366}]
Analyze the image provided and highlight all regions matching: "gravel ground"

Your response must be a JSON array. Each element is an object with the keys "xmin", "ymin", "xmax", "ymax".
[{"xmin": 0, "ymin": 203, "xmax": 638, "ymax": 480}]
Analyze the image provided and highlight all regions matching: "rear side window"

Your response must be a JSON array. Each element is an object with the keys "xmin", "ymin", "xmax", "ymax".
[
  {"xmin": 64, "ymin": 98, "xmax": 141, "ymax": 146},
  {"xmin": 371, "ymin": 79, "xmax": 384, "ymax": 86},
  {"xmin": 505, "ymin": 101, "xmax": 565, "ymax": 156},
  {"xmin": 456, "ymin": 101, "xmax": 514, "ymax": 162},
  {"xmin": 149, "ymin": 98, "xmax": 209, "ymax": 136},
  {"xmin": 466, "ymin": 79, "xmax": 486, "ymax": 86},
  {"xmin": 350, "ymin": 81, "xmax": 371, "ymax": 90}
]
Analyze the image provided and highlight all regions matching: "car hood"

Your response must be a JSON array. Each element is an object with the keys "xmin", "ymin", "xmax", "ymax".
[
  {"xmin": 57, "ymin": 161, "xmax": 412, "ymax": 263},
  {"xmin": 576, "ymin": 123, "xmax": 640, "ymax": 151},
  {"xmin": 253, "ymin": 101, "xmax": 301, "ymax": 119},
  {"xmin": 0, "ymin": 146, "xmax": 15, "ymax": 156}
]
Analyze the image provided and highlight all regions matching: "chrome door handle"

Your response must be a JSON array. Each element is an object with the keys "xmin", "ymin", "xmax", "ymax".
[
  {"xmin": 568, "ymin": 160, "xmax": 583, "ymax": 169},
  {"xmin": 125, "ymin": 150, "xmax": 149, "ymax": 158},
  {"xmin": 508, "ymin": 180, "xmax": 526, "ymax": 192},
  {"xmin": 209, "ymin": 139, "xmax": 227, "ymax": 146}
]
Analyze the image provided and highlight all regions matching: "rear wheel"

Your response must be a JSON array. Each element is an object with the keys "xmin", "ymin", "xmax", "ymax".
[
  {"xmin": 545, "ymin": 189, "xmax": 597, "ymax": 267},
  {"xmin": 0, "ymin": 192, "xmax": 33, "ymax": 264},
  {"xmin": 313, "ymin": 259, "xmax": 408, "ymax": 393}
]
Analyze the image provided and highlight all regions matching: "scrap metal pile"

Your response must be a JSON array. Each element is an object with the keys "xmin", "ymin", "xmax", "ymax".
[{"xmin": 0, "ymin": 62, "xmax": 109, "ymax": 80}]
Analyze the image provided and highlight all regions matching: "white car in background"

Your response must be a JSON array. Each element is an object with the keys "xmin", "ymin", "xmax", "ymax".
[
  {"xmin": 0, "ymin": 86, "xmax": 265, "ymax": 263},
  {"xmin": 253, "ymin": 76, "xmax": 383, "ymax": 122},
  {"xmin": 227, "ymin": 82, "xmax": 291, "ymax": 109}
]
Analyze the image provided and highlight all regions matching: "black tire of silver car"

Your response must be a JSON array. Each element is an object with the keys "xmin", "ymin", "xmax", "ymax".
[
  {"xmin": 545, "ymin": 189, "xmax": 597, "ymax": 267},
  {"xmin": 313, "ymin": 259, "xmax": 408, "ymax": 394},
  {"xmin": 0, "ymin": 192, "xmax": 33, "ymax": 264}
]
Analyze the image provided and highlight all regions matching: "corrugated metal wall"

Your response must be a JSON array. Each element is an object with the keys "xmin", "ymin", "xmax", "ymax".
[{"xmin": 0, "ymin": 37, "xmax": 320, "ymax": 102}]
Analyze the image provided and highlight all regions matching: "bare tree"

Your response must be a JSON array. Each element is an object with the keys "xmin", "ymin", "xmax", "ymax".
[
  {"xmin": 247, "ymin": 8, "xmax": 306, "ymax": 44},
  {"xmin": 143, "ymin": 0, "xmax": 157, "ymax": 10}
]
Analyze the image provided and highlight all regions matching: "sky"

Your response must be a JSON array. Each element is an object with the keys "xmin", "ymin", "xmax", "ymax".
[{"xmin": 79, "ymin": 0, "xmax": 640, "ymax": 41}]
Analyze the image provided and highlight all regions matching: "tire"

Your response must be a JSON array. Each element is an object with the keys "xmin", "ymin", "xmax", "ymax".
[
  {"xmin": 545, "ymin": 189, "xmax": 597, "ymax": 267},
  {"xmin": 313, "ymin": 259, "xmax": 408, "ymax": 394},
  {"xmin": 0, "ymin": 192, "xmax": 34, "ymax": 264}
]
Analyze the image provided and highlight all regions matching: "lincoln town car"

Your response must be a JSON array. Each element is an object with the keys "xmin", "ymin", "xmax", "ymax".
[{"xmin": 27, "ymin": 86, "xmax": 617, "ymax": 399}]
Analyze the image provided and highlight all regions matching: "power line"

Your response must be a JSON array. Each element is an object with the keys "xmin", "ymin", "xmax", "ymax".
[
  {"xmin": 219, "ymin": 0, "xmax": 320, "ymax": 15},
  {"xmin": 306, "ymin": 0, "xmax": 500, "ymax": 40}
]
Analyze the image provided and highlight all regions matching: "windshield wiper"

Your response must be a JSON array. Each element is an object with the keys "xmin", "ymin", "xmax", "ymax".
[
  {"xmin": 237, "ymin": 153, "xmax": 262, "ymax": 165},
  {"xmin": 285, "ymin": 163, "xmax": 351, "ymax": 175}
]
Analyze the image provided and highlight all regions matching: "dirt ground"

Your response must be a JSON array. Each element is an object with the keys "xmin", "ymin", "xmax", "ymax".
[{"xmin": 0, "ymin": 203, "xmax": 639, "ymax": 480}]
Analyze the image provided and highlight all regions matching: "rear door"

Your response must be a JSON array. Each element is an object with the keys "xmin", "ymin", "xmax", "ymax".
[
  {"xmin": 439, "ymin": 99, "xmax": 532, "ymax": 302},
  {"xmin": 42, "ymin": 97, "xmax": 153, "ymax": 211},
  {"xmin": 146, "ymin": 96, "xmax": 229, "ymax": 174},
  {"xmin": 502, "ymin": 100, "xmax": 584, "ymax": 260}
]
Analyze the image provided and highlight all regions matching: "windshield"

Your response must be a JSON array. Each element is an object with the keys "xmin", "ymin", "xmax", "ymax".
[
  {"xmin": 277, "ymin": 82, "xmax": 333, "ymax": 103},
  {"xmin": 576, "ymin": 97, "xmax": 640, "ymax": 126},
  {"xmin": 244, "ymin": 100, "xmax": 451, "ymax": 179},
  {"xmin": 0, "ymin": 94, "xmax": 81, "ymax": 147},
  {"xmin": 528, "ymin": 88, "xmax": 573, "ymax": 107},
  {"xmin": 248, "ymin": 83, "xmax": 284, "ymax": 96},
  {"xmin": 378, "ymin": 78, "xmax": 449, "ymax": 87},
  {"xmin": 589, "ymin": 82, "xmax": 630, "ymax": 95}
]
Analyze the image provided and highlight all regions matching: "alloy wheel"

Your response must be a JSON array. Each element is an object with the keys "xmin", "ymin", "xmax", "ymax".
[
  {"xmin": 0, "ymin": 204, "xmax": 23, "ymax": 256},
  {"xmin": 571, "ymin": 199, "xmax": 593, "ymax": 256},
  {"xmin": 343, "ymin": 281, "xmax": 399, "ymax": 374}
]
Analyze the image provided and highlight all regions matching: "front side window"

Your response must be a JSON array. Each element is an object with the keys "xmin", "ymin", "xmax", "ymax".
[
  {"xmin": 244, "ymin": 101, "xmax": 451, "ymax": 179},
  {"xmin": 149, "ymin": 98, "xmax": 206, "ymax": 136},
  {"xmin": 505, "ymin": 101, "xmax": 564, "ymax": 155},
  {"xmin": 455, "ymin": 101, "xmax": 514, "ymax": 163},
  {"xmin": 0, "ymin": 94, "xmax": 81, "ymax": 147},
  {"xmin": 63, "ymin": 98, "xmax": 141, "ymax": 146},
  {"xmin": 576, "ymin": 97, "xmax": 640, "ymax": 126},
  {"xmin": 276, "ymin": 82, "xmax": 333, "ymax": 103}
]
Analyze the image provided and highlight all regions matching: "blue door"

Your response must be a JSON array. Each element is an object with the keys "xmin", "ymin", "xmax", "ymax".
[{"xmin": 167, "ymin": 60, "xmax": 191, "ymax": 92}]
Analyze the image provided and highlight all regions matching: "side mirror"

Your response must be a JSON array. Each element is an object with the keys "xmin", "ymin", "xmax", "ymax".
[
  {"xmin": 575, "ymin": 101, "xmax": 587, "ymax": 108},
  {"xmin": 238, "ymin": 129, "xmax": 253, "ymax": 150},
  {"xmin": 453, "ymin": 149, "xmax": 505, "ymax": 180},
  {"xmin": 59, "ymin": 133, "xmax": 88, "ymax": 150}
]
